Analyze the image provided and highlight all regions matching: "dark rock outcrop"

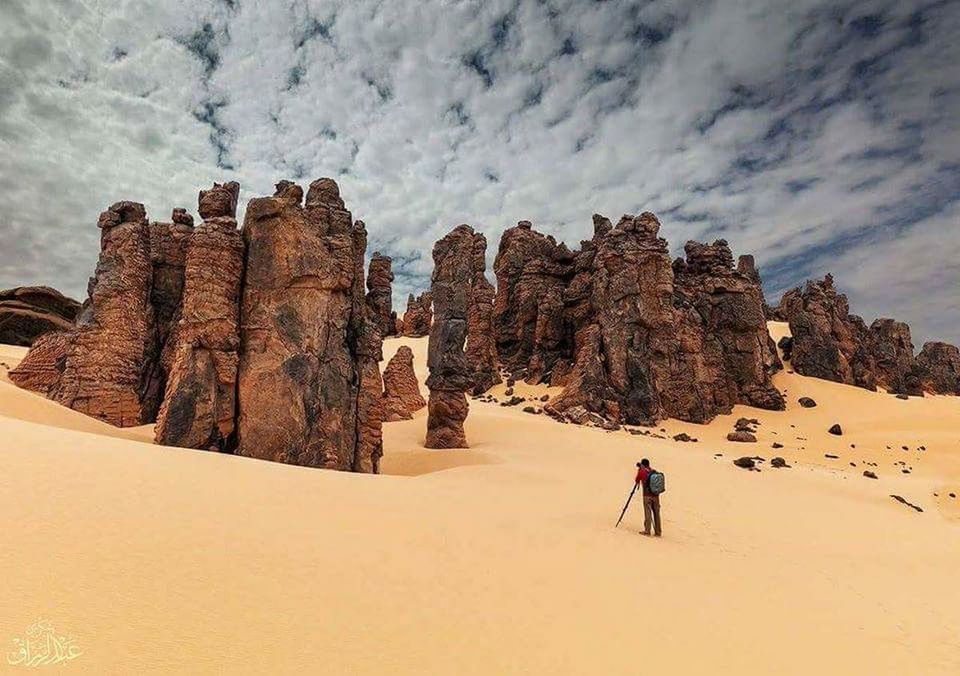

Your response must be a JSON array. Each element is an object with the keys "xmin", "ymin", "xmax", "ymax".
[
  {"xmin": 864, "ymin": 318, "xmax": 922, "ymax": 396},
  {"xmin": 366, "ymin": 252, "xmax": 396, "ymax": 337},
  {"xmin": 0, "ymin": 286, "xmax": 80, "ymax": 346},
  {"xmin": 236, "ymin": 178, "xmax": 382, "ymax": 471},
  {"xmin": 774, "ymin": 275, "xmax": 959, "ymax": 396},
  {"xmin": 11, "ymin": 202, "xmax": 161, "ymax": 426},
  {"xmin": 382, "ymin": 345, "xmax": 425, "ymax": 421},
  {"xmin": 775, "ymin": 275, "xmax": 877, "ymax": 390},
  {"xmin": 916, "ymin": 342, "xmax": 960, "ymax": 394},
  {"xmin": 401, "ymin": 291, "xmax": 432, "ymax": 337},
  {"xmin": 425, "ymin": 225, "xmax": 482, "ymax": 448},
  {"xmin": 154, "ymin": 204, "xmax": 243, "ymax": 451}
]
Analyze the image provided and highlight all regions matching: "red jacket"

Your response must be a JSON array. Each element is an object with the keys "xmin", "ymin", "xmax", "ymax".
[{"xmin": 636, "ymin": 467, "xmax": 654, "ymax": 496}]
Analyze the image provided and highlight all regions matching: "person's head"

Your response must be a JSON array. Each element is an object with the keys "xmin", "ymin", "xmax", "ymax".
[{"xmin": 640, "ymin": 458, "xmax": 650, "ymax": 468}]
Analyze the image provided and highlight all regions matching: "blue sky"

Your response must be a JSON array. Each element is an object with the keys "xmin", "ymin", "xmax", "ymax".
[{"xmin": 0, "ymin": 0, "xmax": 957, "ymax": 344}]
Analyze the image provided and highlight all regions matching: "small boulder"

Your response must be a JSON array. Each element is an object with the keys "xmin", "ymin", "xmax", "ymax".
[
  {"xmin": 727, "ymin": 431, "xmax": 757, "ymax": 443},
  {"xmin": 733, "ymin": 457, "xmax": 756, "ymax": 469},
  {"xmin": 771, "ymin": 442, "xmax": 784, "ymax": 449},
  {"xmin": 863, "ymin": 470, "xmax": 878, "ymax": 479},
  {"xmin": 798, "ymin": 397, "xmax": 817, "ymax": 408},
  {"xmin": 770, "ymin": 457, "xmax": 789, "ymax": 468},
  {"xmin": 828, "ymin": 424, "xmax": 843, "ymax": 436}
]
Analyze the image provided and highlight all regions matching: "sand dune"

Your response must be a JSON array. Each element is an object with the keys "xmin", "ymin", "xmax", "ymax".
[{"xmin": 1, "ymin": 326, "xmax": 959, "ymax": 673}]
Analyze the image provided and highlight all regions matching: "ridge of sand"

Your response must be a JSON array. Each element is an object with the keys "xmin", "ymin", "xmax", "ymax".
[{"xmin": 1, "ymin": 325, "xmax": 958, "ymax": 674}]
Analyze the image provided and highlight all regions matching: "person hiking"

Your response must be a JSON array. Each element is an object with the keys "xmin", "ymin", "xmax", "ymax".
[{"xmin": 635, "ymin": 459, "xmax": 663, "ymax": 537}]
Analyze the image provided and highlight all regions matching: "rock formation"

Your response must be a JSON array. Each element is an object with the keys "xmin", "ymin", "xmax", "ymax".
[
  {"xmin": 144, "ymin": 208, "xmax": 196, "ymax": 409},
  {"xmin": 154, "ymin": 194, "xmax": 243, "ymax": 451},
  {"xmin": 236, "ymin": 178, "xmax": 382, "ymax": 472},
  {"xmin": 0, "ymin": 286, "xmax": 80, "ymax": 346},
  {"xmin": 198, "ymin": 181, "xmax": 239, "ymax": 221},
  {"xmin": 401, "ymin": 291, "xmax": 432, "ymax": 336},
  {"xmin": 382, "ymin": 345, "xmax": 426, "ymax": 421},
  {"xmin": 493, "ymin": 221, "xmax": 574, "ymax": 383},
  {"xmin": 425, "ymin": 225, "xmax": 482, "ymax": 448},
  {"xmin": 366, "ymin": 252, "xmax": 396, "ymax": 338},
  {"xmin": 775, "ymin": 275, "xmax": 877, "ymax": 390},
  {"xmin": 672, "ymin": 239, "xmax": 785, "ymax": 414},
  {"xmin": 506, "ymin": 214, "xmax": 785, "ymax": 426},
  {"xmin": 772, "ymin": 275, "xmax": 957, "ymax": 395},
  {"xmin": 11, "ymin": 202, "xmax": 161, "ymax": 426},
  {"xmin": 863, "ymin": 318, "xmax": 922, "ymax": 396},
  {"xmin": 916, "ymin": 342, "xmax": 960, "ymax": 394},
  {"xmin": 465, "ymin": 232, "xmax": 500, "ymax": 394}
]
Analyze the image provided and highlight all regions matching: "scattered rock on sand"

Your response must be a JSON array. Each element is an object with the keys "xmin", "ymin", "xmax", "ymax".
[
  {"xmin": 672, "ymin": 432, "xmax": 696, "ymax": 442},
  {"xmin": 733, "ymin": 457, "xmax": 756, "ymax": 469},
  {"xmin": 828, "ymin": 424, "xmax": 843, "ymax": 435},
  {"xmin": 772, "ymin": 442, "xmax": 784, "ymax": 449},
  {"xmin": 890, "ymin": 495, "xmax": 923, "ymax": 512},
  {"xmin": 727, "ymin": 431, "xmax": 757, "ymax": 443},
  {"xmin": 825, "ymin": 453, "xmax": 839, "ymax": 459},
  {"xmin": 798, "ymin": 397, "xmax": 817, "ymax": 408},
  {"xmin": 735, "ymin": 417, "xmax": 759, "ymax": 432},
  {"xmin": 863, "ymin": 471, "xmax": 878, "ymax": 479},
  {"xmin": 771, "ymin": 457, "xmax": 789, "ymax": 468}
]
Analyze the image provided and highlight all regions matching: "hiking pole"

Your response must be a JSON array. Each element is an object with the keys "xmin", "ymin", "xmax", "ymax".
[{"xmin": 615, "ymin": 483, "xmax": 638, "ymax": 527}]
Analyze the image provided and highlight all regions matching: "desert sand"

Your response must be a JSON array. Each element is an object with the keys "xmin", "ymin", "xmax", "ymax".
[{"xmin": 1, "ymin": 323, "xmax": 959, "ymax": 673}]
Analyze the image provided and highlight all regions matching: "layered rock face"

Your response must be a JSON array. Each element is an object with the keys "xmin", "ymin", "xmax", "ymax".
[
  {"xmin": 11, "ymin": 202, "xmax": 161, "ymax": 425},
  {"xmin": 237, "ymin": 179, "xmax": 382, "ymax": 471},
  {"xmin": 499, "ymin": 214, "xmax": 783, "ymax": 425},
  {"xmin": 425, "ymin": 225, "xmax": 482, "ymax": 448},
  {"xmin": 154, "ymin": 205, "xmax": 243, "ymax": 451},
  {"xmin": 401, "ymin": 291, "xmax": 432, "ymax": 336},
  {"xmin": 366, "ymin": 252, "xmax": 396, "ymax": 337},
  {"xmin": 382, "ymin": 345, "xmax": 426, "ymax": 421},
  {"xmin": 0, "ymin": 286, "xmax": 80, "ymax": 346},
  {"xmin": 492, "ymin": 221, "xmax": 574, "ymax": 383},
  {"xmin": 916, "ymin": 342, "xmax": 960, "ymax": 394}
]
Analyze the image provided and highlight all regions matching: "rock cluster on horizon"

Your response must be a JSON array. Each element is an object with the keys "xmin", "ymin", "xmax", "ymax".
[
  {"xmin": 9, "ymin": 180, "xmax": 960, "ymax": 462},
  {"xmin": 773, "ymin": 275, "xmax": 958, "ymax": 395},
  {"xmin": 10, "ymin": 178, "xmax": 385, "ymax": 473},
  {"xmin": 493, "ymin": 214, "xmax": 784, "ymax": 425},
  {"xmin": 0, "ymin": 286, "xmax": 80, "ymax": 346}
]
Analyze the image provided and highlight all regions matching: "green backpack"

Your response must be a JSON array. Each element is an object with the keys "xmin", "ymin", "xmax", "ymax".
[{"xmin": 647, "ymin": 470, "xmax": 666, "ymax": 495}]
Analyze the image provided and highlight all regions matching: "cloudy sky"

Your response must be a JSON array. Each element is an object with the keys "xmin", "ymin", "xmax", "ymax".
[{"xmin": 1, "ymin": 0, "xmax": 957, "ymax": 344}]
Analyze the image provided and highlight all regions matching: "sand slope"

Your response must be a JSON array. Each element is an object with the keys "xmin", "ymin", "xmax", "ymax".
[{"xmin": 1, "ymin": 326, "xmax": 959, "ymax": 674}]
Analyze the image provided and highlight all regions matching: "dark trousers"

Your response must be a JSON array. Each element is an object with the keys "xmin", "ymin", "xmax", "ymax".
[{"xmin": 643, "ymin": 495, "xmax": 662, "ymax": 536}]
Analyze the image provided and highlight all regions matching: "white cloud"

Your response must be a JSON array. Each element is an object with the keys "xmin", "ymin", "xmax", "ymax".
[{"xmin": 0, "ymin": 0, "xmax": 957, "ymax": 345}]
